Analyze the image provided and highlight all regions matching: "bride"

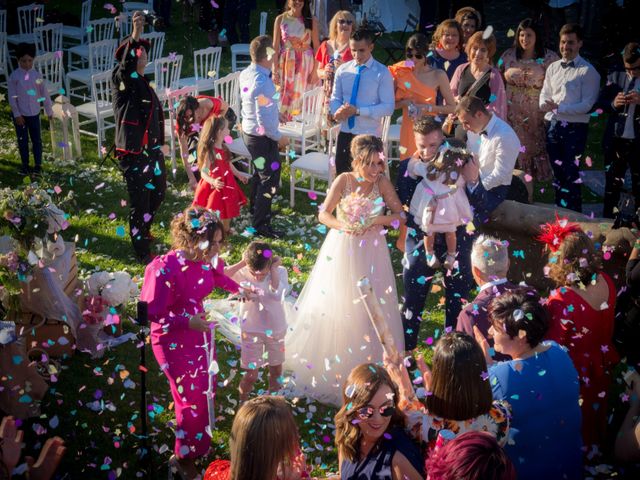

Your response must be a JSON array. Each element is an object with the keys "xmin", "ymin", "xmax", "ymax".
[{"xmin": 283, "ymin": 134, "xmax": 406, "ymax": 405}]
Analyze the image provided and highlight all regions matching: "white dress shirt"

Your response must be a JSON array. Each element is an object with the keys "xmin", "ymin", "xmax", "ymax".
[
  {"xmin": 329, "ymin": 55, "xmax": 395, "ymax": 135},
  {"xmin": 467, "ymin": 114, "xmax": 521, "ymax": 191},
  {"xmin": 539, "ymin": 55, "xmax": 601, "ymax": 124}
]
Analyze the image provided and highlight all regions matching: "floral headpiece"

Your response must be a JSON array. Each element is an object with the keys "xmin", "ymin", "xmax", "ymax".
[
  {"xmin": 183, "ymin": 208, "xmax": 220, "ymax": 233},
  {"xmin": 536, "ymin": 214, "xmax": 581, "ymax": 252}
]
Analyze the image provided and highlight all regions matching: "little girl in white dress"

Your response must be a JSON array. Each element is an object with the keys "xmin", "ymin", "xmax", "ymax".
[{"xmin": 408, "ymin": 139, "xmax": 473, "ymax": 270}]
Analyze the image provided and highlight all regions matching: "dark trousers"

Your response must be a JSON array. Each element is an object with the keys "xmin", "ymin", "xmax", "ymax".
[
  {"xmin": 545, "ymin": 120, "xmax": 588, "ymax": 212},
  {"xmin": 119, "ymin": 150, "xmax": 167, "ymax": 259},
  {"xmin": 243, "ymin": 133, "xmax": 280, "ymax": 231},
  {"xmin": 223, "ymin": 0, "xmax": 251, "ymax": 44},
  {"xmin": 467, "ymin": 182, "xmax": 511, "ymax": 227},
  {"xmin": 335, "ymin": 131, "xmax": 356, "ymax": 175},
  {"xmin": 603, "ymin": 137, "xmax": 640, "ymax": 218},
  {"xmin": 13, "ymin": 114, "xmax": 42, "ymax": 170},
  {"xmin": 401, "ymin": 224, "xmax": 474, "ymax": 350}
]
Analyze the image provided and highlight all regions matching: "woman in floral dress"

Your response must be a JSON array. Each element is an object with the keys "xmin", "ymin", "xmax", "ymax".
[
  {"xmin": 272, "ymin": 0, "xmax": 320, "ymax": 121},
  {"xmin": 499, "ymin": 18, "xmax": 559, "ymax": 181}
]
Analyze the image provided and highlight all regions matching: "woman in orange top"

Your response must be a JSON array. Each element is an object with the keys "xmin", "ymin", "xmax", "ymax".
[{"xmin": 389, "ymin": 33, "xmax": 456, "ymax": 156}]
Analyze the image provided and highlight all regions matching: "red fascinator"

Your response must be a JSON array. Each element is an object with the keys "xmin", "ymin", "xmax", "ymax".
[{"xmin": 536, "ymin": 214, "xmax": 581, "ymax": 252}]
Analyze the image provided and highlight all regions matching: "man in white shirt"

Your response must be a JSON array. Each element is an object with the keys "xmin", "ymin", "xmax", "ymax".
[
  {"xmin": 540, "ymin": 23, "xmax": 600, "ymax": 212},
  {"xmin": 456, "ymin": 96, "xmax": 521, "ymax": 226}
]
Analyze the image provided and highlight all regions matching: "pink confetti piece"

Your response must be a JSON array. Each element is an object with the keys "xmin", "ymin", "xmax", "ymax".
[{"xmin": 223, "ymin": 135, "xmax": 233, "ymax": 144}]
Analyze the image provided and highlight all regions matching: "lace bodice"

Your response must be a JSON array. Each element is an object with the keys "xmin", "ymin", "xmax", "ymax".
[{"xmin": 336, "ymin": 174, "xmax": 385, "ymax": 228}]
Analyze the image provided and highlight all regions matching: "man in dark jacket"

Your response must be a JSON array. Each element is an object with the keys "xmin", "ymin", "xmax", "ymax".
[
  {"xmin": 112, "ymin": 11, "xmax": 166, "ymax": 263},
  {"xmin": 596, "ymin": 42, "xmax": 640, "ymax": 218}
]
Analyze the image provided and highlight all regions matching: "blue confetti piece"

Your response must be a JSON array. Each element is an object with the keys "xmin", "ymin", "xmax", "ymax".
[
  {"xmin": 115, "ymin": 226, "xmax": 126, "ymax": 237},
  {"xmin": 144, "ymin": 183, "xmax": 156, "ymax": 190},
  {"xmin": 489, "ymin": 93, "xmax": 497, "ymax": 103}
]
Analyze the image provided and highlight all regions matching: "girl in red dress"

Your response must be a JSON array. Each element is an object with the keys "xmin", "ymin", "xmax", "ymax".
[{"xmin": 192, "ymin": 115, "xmax": 248, "ymax": 234}]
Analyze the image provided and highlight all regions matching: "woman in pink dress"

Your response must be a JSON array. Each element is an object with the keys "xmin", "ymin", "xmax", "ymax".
[
  {"xmin": 499, "ymin": 19, "xmax": 559, "ymax": 181},
  {"xmin": 272, "ymin": 0, "xmax": 320, "ymax": 121},
  {"xmin": 140, "ymin": 207, "xmax": 242, "ymax": 479}
]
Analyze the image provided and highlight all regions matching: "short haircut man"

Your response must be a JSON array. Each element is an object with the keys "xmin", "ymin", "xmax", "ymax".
[
  {"xmin": 250, "ymin": 35, "xmax": 272, "ymax": 63},
  {"xmin": 559, "ymin": 22, "xmax": 583, "ymax": 41},
  {"xmin": 413, "ymin": 116, "xmax": 444, "ymax": 136},
  {"xmin": 455, "ymin": 95, "xmax": 488, "ymax": 117},
  {"xmin": 470, "ymin": 235, "xmax": 509, "ymax": 280}
]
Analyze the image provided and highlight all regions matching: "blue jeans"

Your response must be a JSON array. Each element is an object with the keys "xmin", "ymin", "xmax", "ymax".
[
  {"xmin": 401, "ymin": 223, "xmax": 475, "ymax": 350},
  {"xmin": 545, "ymin": 120, "xmax": 588, "ymax": 212},
  {"xmin": 13, "ymin": 114, "xmax": 42, "ymax": 170}
]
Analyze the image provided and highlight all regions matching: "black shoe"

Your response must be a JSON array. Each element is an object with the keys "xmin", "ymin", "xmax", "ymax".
[
  {"xmin": 19, "ymin": 167, "xmax": 30, "ymax": 176},
  {"xmin": 31, "ymin": 167, "xmax": 42, "ymax": 178},
  {"xmin": 255, "ymin": 228, "xmax": 285, "ymax": 239}
]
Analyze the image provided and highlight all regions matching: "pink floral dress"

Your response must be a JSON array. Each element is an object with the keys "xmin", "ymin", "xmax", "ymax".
[
  {"xmin": 277, "ymin": 13, "xmax": 316, "ymax": 120},
  {"xmin": 499, "ymin": 48, "xmax": 560, "ymax": 181}
]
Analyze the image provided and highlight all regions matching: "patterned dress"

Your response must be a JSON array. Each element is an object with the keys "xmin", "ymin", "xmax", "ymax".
[
  {"xmin": 499, "ymin": 48, "xmax": 559, "ymax": 181},
  {"xmin": 277, "ymin": 13, "xmax": 316, "ymax": 120}
]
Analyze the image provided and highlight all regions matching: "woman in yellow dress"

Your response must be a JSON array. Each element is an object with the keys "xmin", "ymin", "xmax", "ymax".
[
  {"xmin": 389, "ymin": 33, "xmax": 456, "ymax": 157},
  {"xmin": 272, "ymin": 0, "xmax": 320, "ymax": 121}
]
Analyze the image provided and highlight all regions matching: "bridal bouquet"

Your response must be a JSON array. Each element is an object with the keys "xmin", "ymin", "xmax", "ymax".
[{"xmin": 339, "ymin": 193, "xmax": 384, "ymax": 233}]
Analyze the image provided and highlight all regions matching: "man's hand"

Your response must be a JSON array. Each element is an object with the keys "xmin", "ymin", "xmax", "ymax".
[
  {"xmin": 131, "ymin": 11, "xmax": 145, "ymax": 41},
  {"xmin": 461, "ymin": 155, "xmax": 480, "ymax": 184},
  {"xmin": 627, "ymin": 91, "xmax": 640, "ymax": 105},
  {"xmin": 278, "ymin": 112, "xmax": 288, "ymax": 124},
  {"xmin": 614, "ymin": 92, "xmax": 628, "ymax": 108},
  {"xmin": 334, "ymin": 103, "xmax": 357, "ymax": 122},
  {"xmin": 15, "ymin": 115, "xmax": 25, "ymax": 126},
  {"xmin": 278, "ymin": 136, "xmax": 289, "ymax": 149},
  {"xmin": 540, "ymin": 99, "xmax": 558, "ymax": 112}
]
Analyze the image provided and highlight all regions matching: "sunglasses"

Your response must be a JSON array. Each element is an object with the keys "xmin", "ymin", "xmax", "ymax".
[
  {"xmin": 338, "ymin": 19, "xmax": 353, "ymax": 25},
  {"xmin": 356, "ymin": 405, "xmax": 395, "ymax": 420},
  {"xmin": 406, "ymin": 51, "xmax": 424, "ymax": 60}
]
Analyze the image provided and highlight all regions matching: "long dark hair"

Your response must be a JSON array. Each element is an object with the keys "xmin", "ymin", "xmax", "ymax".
[
  {"xmin": 513, "ymin": 18, "xmax": 545, "ymax": 60},
  {"xmin": 176, "ymin": 96, "xmax": 200, "ymax": 137},
  {"xmin": 285, "ymin": 0, "xmax": 313, "ymax": 31}
]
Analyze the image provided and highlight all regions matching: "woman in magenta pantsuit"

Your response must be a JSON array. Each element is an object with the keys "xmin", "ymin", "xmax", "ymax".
[{"xmin": 140, "ymin": 207, "xmax": 241, "ymax": 479}]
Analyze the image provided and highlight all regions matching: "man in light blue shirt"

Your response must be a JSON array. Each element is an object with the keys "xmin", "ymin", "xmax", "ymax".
[
  {"xmin": 330, "ymin": 28, "xmax": 395, "ymax": 174},
  {"xmin": 240, "ymin": 35, "xmax": 289, "ymax": 238}
]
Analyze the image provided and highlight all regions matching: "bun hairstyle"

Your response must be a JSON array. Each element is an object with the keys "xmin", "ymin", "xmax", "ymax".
[
  {"xmin": 350, "ymin": 134, "xmax": 384, "ymax": 172},
  {"xmin": 170, "ymin": 206, "xmax": 225, "ymax": 260}
]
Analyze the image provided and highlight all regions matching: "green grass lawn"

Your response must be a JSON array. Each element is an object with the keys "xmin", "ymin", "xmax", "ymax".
[{"xmin": 1, "ymin": 1, "xmax": 613, "ymax": 478}]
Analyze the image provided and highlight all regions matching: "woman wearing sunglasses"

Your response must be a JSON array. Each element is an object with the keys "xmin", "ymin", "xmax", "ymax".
[
  {"xmin": 334, "ymin": 364, "xmax": 424, "ymax": 479},
  {"xmin": 384, "ymin": 332, "xmax": 511, "ymax": 459},
  {"xmin": 316, "ymin": 11, "xmax": 356, "ymax": 124},
  {"xmin": 389, "ymin": 33, "xmax": 456, "ymax": 155}
]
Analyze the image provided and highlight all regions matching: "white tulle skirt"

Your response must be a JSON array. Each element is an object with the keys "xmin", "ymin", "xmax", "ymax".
[{"xmin": 282, "ymin": 227, "xmax": 405, "ymax": 405}]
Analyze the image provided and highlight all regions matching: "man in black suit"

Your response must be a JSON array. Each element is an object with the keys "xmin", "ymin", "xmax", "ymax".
[{"xmin": 597, "ymin": 42, "xmax": 640, "ymax": 218}]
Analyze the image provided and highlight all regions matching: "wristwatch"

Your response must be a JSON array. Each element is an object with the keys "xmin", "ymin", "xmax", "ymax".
[{"xmin": 356, "ymin": 107, "xmax": 360, "ymax": 116}]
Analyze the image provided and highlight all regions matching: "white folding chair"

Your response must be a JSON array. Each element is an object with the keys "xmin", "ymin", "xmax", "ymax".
[
  {"xmin": 279, "ymin": 86, "xmax": 324, "ymax": 156},
  {"xmin": 34, "ymin": 52, "xmax": 65, "ymax": 97},
  {"xmin": 177, "ymin": 46, "xmax": 222, "ymax": 93},
  {"xmin": 34, "ymin": 23, "xmax": 63, "ymax": 56},
  {"xmin": 66, "ymin": 39, "xmax": 117, "ymax": 100},
  {"xmin": 7, "ymin": 3, "xmax": 44, "ymax": 46},
  {"xmin": 289, "ymin": 124, "xmax": 340, "ymax": 207},
  {"xmin": 0, "ymin": 33, "xmax": 8, "ymax": 89},
  {"xmin": 165, "ymin": 85, "xmax": 198, "ymax": 178},
  {"xmin": 0, "ymin": 10, "xmax": 7, "ymax": 36},
  {"xmin": 77, "ymin": 71, "xmax": 115, "ymax": 158},
  {"xmin": 141, "ymin": 31, "xmax": 165, "ymax": 77},
  {"xmin": 67, "ymin": 18, "xmax": 116, "ymax": 71},
  {"xmin": 230, "ymin": 11, "xmax": 268, "ymax": 72},
  {"xmin": 154, "ymin": 54, "xmax": 183, "ymax": 102},
  {"xmin": 62, "ymin": 0, "xmax": 92, "ymax": 45}
]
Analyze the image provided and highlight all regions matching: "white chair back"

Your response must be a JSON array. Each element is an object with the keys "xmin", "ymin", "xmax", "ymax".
[
  {"xmin": 259, "ymin": 11, "xmax": 268, "ymax": 36},
  {"xmin": 300, "ymin": 87, "xmax": 324, "ymax": 128},
  {"xmin": 123, "ymin": 1, "xmax": 155, "ymax": 13},
  {"xmin": 17, "ymin": 3, "xmax": 44, "ymax": 36},
  {"xmin": 154, "ymin": 54, "xmax": 183, "ymax": 98},
  {"xmin": 118, "ymin": 11, "xmax": 133, "ymax": 40},
  {"xmin": 80, "ymin": 0, "xmax": 93, "ymax": 30},
  {"xmin": 34, "ymin": 51, "xmax": 65, "ymax": 96},
  {"xmin": 91, "ymin": 70, "xmax": 112, "ymax": 111},
  {"xmin": 194, "ymin": 46, "xmax": 222, "ymax": 91},
  {"xmin": 87, "ymin": 18, "xmax": 116, "ymax": 43},
  {"xmin": 34, "ymin": 23, "xmax": 63, "ymax": 56},
  {"xmin": 141, "ymin": 31, "xmax": 165, "ymax": 66},
  {"xmin": 0, "ymin": 10, "xmax": 6, "ymax": 35},
  {"xmin": 214, "ymin": 71, "xmax": 241, "ymax": 119},
  {"xmin": 88, "ymin": 39, "xmax": 117, "ymax": 74}
]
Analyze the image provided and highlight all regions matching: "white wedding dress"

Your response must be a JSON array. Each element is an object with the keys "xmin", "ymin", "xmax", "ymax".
[{"xmin": 283, "ymin": 176, "xmax": 405, "ymax": 405}]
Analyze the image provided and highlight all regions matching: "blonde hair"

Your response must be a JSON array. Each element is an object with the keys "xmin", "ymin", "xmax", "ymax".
[
  {"xmin": 229, "ymin": 396, "xmax": 300, "ymax": 480},
  {"xmin": 465, "ymin": 31, "xmax": 497, "ymax": 61},
  {"xmin": 170, "ymin": 206, "xmax": 225, "ymax": 261},
  {"xmin": 546, "ymin": 230, "xmax": 603, "ymax": 288},
  {"xmin": 430, "ymin": 19, "xmax": 464, "ymax": 51},
  {"xmin": 334, "ymin": 364, "xmax": 406, "ymax": 462},
  {"xmin": 328, "ymin": 10, "xmax": 355, "ymax": 42},
  {"xmin": 350, "ymin": 135, "xmax": 384, "ymax": 172},
  {"xmin": 197, "ymin": 115, "xmax": 228, "ymax": 170}
]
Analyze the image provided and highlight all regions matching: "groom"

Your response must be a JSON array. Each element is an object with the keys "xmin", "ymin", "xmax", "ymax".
[{"xmin": 396, "ymin": 118, "xmax": 476, "ymax": 352}]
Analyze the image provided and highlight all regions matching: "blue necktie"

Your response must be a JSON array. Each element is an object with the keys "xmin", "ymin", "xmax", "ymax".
[{"xmin": 348, "ymin": 65, "xmax": 365, "ymax": 129}]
